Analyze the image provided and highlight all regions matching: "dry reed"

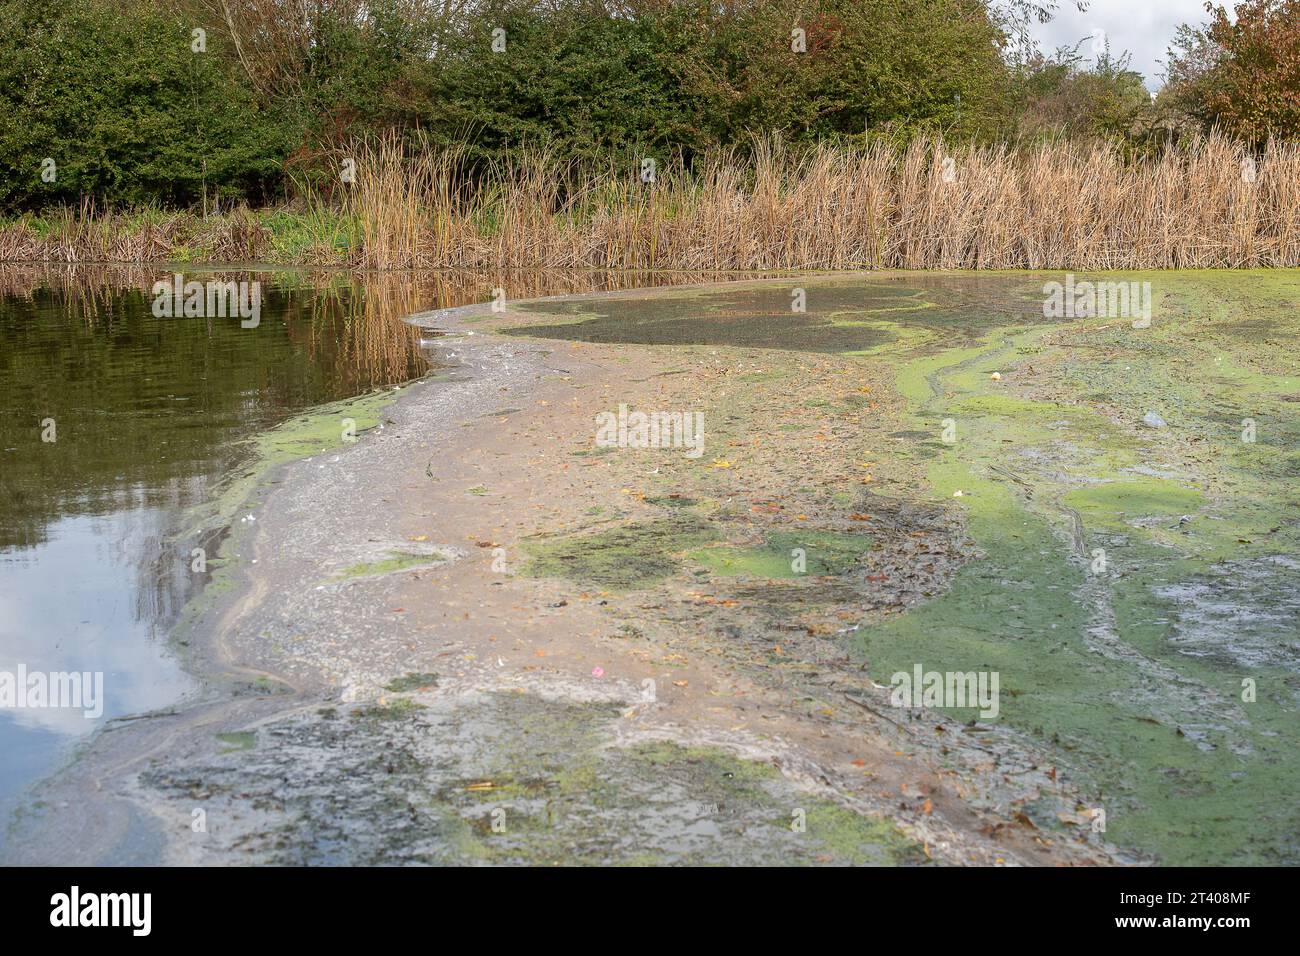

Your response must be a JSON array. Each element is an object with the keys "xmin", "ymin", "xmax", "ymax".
[{"xmin": 4, "ymin": 134, "xmax": 1297, "ymax": 270}]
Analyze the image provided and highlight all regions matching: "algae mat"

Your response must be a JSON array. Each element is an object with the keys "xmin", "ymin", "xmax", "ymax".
[
  {"xmin": 141, "ymin": 688, "xmax": 923, "ymax": 866},
  {"xmin": 497, "ymin": 271, "xmax": 1300, "ymax": 865}
]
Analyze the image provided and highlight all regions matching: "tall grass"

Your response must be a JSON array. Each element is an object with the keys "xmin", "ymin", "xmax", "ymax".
[
  {"xmin": 0, "ymin": 201, "xmax": 272, "ymax": 264},
  {"xmin": 4, "ymin": 134, "xmax": 1298, "ymax": 269}
]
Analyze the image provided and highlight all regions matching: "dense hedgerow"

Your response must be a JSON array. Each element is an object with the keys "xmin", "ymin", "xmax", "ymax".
[
  {"xmin": 0, "ymin": 0, "xmax": 1014, "ymax": 211},
  {"xmin": 0, "ymin": 0, "xmax": 293, "ymax": 209},
  {"xmin": 1, "ymin": 0, "xmax": 1291, "ymax": 215}
]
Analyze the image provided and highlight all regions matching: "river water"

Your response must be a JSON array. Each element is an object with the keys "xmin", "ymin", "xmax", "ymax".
[
  {"xmin": 0, "ymin": 266, "xmax": 752, "ymax": 833},
  {"xmin": 0, "ymin": 267, "xmax": 433, "ymax": 826},
  {"xmin": 4, "ymin": 267, "xmax": 1295, "ymax": 865}
]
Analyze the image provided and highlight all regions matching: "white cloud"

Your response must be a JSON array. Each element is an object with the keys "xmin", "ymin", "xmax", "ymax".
[{"xmin": 1028, "ymin": 0, "xmax": 1212, "ymax": 90}]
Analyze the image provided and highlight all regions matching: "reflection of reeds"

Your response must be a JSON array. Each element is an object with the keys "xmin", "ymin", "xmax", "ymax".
[
  {"xmin": 292, "ymin": 273, "xmax": 430, "ymax": 393},
  {"xmin": 0, "ymin": 264, "xmax": 752, "ymax": 390},
  {"xmin": 4, "ymin": 134, "xmax": 1298, "ymax": 269},
  {"xmin": 0, "ymin": 264, "xmax": 423, "ymax": 391},
  {"xmin": 0, "ymin": 262, "xmax": 157, "ymax": 326}
]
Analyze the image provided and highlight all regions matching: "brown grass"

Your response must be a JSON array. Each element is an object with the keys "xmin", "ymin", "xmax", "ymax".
[
  {"xmin": 0, "ymin": 201, "xmax": 271, "ymax": 264},
  {"xmin": 3, "ymin": 134, "xmax": 1298, "ymax": 269}
]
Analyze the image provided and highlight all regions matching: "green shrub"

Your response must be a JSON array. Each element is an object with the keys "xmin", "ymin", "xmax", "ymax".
[{"xmin": 0, "ymin": 0, "xmax": 292, "ymax": 210}]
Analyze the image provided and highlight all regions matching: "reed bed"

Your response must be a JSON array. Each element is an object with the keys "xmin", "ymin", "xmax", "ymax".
[
  {"xmin": 0, "ymin": 201, "xmax": 272, "ymax": 264},
  {"xmin": 3, "ymin": 134, "xmax": 1298, "ymax": 270}
]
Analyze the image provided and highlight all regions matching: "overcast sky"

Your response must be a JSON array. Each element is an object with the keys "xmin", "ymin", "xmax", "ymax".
[{"xmin": 1027, "ymin": 0, "xmax": 1214, "ymax": 90}]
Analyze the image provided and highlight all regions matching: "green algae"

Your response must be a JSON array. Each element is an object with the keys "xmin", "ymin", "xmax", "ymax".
[
  {"xmin": 384, "ymin": 673, "xmax": 440, "ymax": 693},
  {"xmin": 162, "ymin": 688, "xmax": 925, "ymax": 866},
  {"xmin": 422, "ymin": 695, "xmax": 924, "ymax": 866},
  {"xmin": 502, "ymin": 270, "xmax": 1298, "ymax": 864},
  {"xmin": 1062, "ymin": 481, "xmax": 1203, "ymax": 530},
  {"xmin": 215, "ymin": 731, "xmax": 256, "ymax": 754},
  {"xmin": 847, "ymin": 273, "xmax": 1300, "ymax": 864},
  {"xmin": 355, "ymin": 698, "xmax": 426, "ymax": 721},
  {"xmin": 690, "ymin": 530, "xmax": 871, "ymax": 578},
  {"xmin": 335, "ymin": 551, "xmax": 449, "ymax": 581},
  {"xmin": 803, "ymin": 803, "xmax": 928, "ymax": 866},
  {"xmin": 522, "ymin": 515, "xmax": 718, "ymax": 590}
]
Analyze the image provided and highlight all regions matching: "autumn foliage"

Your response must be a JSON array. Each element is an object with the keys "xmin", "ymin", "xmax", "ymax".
[{"xmin": 1171, "ymin": 1, "xmax": 1300, "ymax": 144}]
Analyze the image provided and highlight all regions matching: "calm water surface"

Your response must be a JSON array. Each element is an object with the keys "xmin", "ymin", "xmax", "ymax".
[
  {"xmin": 0, "ymin": 268, "xmax": 432, "ymax": 827},
  {"xmin": 0, "ymin": 265, "xmax": 734, "ymax": 836}
]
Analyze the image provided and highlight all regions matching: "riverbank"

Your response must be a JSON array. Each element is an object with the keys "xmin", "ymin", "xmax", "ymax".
[
  {"xmin": 491, "ymin": 270, "xmax": 1300, "ymax": 864},
  {"xmin": 7, "ymin": 269, "xmax": 1294, "ymax": 865},
  {"xmin": 3, "ymin": 273, "xmax": 1132, "ymax": 866}
]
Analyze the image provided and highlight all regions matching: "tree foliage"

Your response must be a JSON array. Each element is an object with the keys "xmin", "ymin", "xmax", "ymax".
[
  {"xmin": 1166, "ymin": 0, "xmax": 1300, "ymax": 144},
  {"xmin": 1, "ymin": 0, "xmax": 1294, "ymax": 211},
  {"xmin": 1014, "ymin": 44, "xmax": 1155, "ymax": 144},
  {"xmin": 0, "ymin": 0, "xmax": 290, "ymax": 209}
]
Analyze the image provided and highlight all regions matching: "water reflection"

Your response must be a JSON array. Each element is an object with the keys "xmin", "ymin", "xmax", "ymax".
[
  {"xmin": 0, "ymin": 265, "xmax": 434, "ymax": 825},
  {"xmin": 0, "ymin": 263, "xmax": 764, "ymax": 832}
]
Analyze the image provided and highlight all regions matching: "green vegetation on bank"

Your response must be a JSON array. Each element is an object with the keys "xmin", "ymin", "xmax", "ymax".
[{"xmin": 2, "ymin": 0, "xmax": 1296, "ymax": 214}]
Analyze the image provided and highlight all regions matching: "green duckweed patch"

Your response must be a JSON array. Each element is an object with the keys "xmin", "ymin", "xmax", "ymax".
[
  {"xmin": 522, "ymin": 515, "xmax": 718, "ymax": 590},
  {"xmin": 690, "ymin": 530, "xmax": 871, "ymax": 578},
  {"xmin": 384, "ymin": 673, "xmax": 440, "ymax": 693}
]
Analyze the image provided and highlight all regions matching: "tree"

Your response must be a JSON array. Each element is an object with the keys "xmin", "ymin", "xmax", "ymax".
[
  {"xmin": 1015, "ymin": 42, "xmax": 1155, "ymax": 143},
  {"xmin": 0, "ymin": 0, "xmax": 291, "ymax": 210},
  {"xmin": 1166, "ymin": 0, "xmax": 1300, "ymax": 143}
]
